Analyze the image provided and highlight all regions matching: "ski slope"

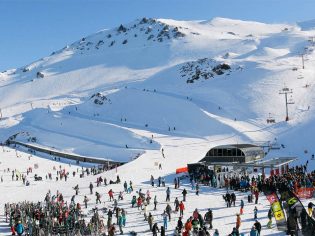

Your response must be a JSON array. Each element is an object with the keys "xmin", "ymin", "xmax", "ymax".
[{"xmin": 1, "ymin": 17, "xmax": 315, "ymax": 235}]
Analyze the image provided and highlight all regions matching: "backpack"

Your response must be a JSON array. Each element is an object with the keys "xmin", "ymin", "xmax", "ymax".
[{"xmin": 16, "ymin": 223, "xmax": 24, "ymax": 234}]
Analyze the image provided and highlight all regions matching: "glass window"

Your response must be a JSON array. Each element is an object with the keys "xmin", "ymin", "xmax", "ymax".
[
  {"xmin": 232, "ymin": 149, "xmax": 237, "ymax": 156},
  {"xmin": 218, "ymin": 149, "xmax": 222, "ymax": 156}
]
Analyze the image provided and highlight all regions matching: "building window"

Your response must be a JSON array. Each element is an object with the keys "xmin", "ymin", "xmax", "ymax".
[
  {"xmin": 218, "ymin": 149, "xmax": 222, "ymax": 156},
  {"xmin": 232, "ymin": 149, "xmax": 237, "ymax": 156}
]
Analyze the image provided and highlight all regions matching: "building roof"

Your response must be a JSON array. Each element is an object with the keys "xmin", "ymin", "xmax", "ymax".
[
  {"xmin": 212, "ymin": 144, "xmax": 259, "ymax": 149},
  {"xmin": 203, "ymin": 157, "xmax": 297, "ymax": 168}
]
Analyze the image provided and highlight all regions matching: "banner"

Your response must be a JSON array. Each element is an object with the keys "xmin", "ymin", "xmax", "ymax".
[
  {"xmin": 264, "ymin": 191, "xmax": 287, "ymax": 231},
  {"xmin": 296, "ymin": 188, "xmax": 314, "ymax": 199},
  {"xmin": 176, "ymin": 167, "xmax": 188, "ymax": 174},
  {"xmin": 279, "ymin": 188, "xmax": 315, "ymax": 236}
]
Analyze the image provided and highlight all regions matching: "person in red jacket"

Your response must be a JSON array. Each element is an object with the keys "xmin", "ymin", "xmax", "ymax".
[
  {"xmin": 137, "ymin": 196, "xmax": 143, "ymax": 210},
  {"xmin": 179, "ymin": 201, "xmax": 185, "ymax": 217},
  {"xmin": 108, "ymin": 189, "xmax": 114, "ymax": 201}
]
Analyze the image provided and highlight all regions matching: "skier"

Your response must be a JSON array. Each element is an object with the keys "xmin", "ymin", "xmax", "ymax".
[
  {"xmin": 177, "ymin": 216, "xmax": 183, "ymax": 233},
  {"xmin": 254, "ymin": 220, "xmax": 261, "ymax": 236},
  {"xmin": 254, "ymin": 190, "xmax": 259, "ymax": 204},
  {"xmin": 174, "ymin": 197, "xmax": 179, "ymax": 212},
  {"xmin": 131, "ymin": 196, "xmax": 136, "ymax": 208},
  {"xmin": 89, "ymin": 182, "xmax": 94, "ymax": 194},
  {"xmin": 179, "ymin": 201, "xmax": 185, "ymax": 217},
  {"xmin": 166, "ymin": 187, "xmax": 171, "ymax": 202},
  {"xmin": 152, "ymin": 223, "xmax": 160, "ymax": 236},
  {"xmin": 182, "ymin": 188, "xmax": 187, "ymax": 202},
  {"xmin": 240, "ymin": 199, "xmax": 244, "ymax": 214},
  {"xmin": 73, "ymin": 184, "xmax": 79, "ymax": 195},
  {"xmin": 154, "ymin": 196, "xmax": 158, "ymax": 210},
  {"xmin": 236, "ymin": 213, "xmax": 241, "ymax": 230},
  {"xmin": 151, "ymin": 175, "xmax": 155, "ymax": 187},
  {"xmin": 204, "ymin": 209, "xmax": 213, "ymax": 229},
  {"xmin": 148, "ymin": 212, "xmax": 154, "ymax": 230},
  {"xmin": 196, "ymin": 183, "xmax": 200, "ymax": 195},
  {"xmin": 250, "ymin": 225, "xmax": 258, "ymax": 236},
  {"xmin": 165, "ymin": 204, "xmax": 172, "ymax": 221},
  {"xmin": 160, "ymin": 226, "xmax": 165, "ymax": 236},
  {"xmin": 231, "ymin": 192, "xmax": 236, "ymax": 207},
  {"xmin": 123, "ymin": 181, "xmax": 128, "ymax": 192},
  {"xmin": 95, "ymin": 192, "xmax": 101, "ymax": 204},
  {"xmin": 267, "ymin": 207, "xmax": 273, "ymax": 228},
  {"xmin": 108, "ymin": 189, "xmax": 114, "ymax": 201},
  {"xmin": 83, "ymin": 195, "xmax": 89, "ymax": 208},
  {"xmin": 254, "ymin": 206, "xmax": 258, "ymax": 220},
  {"xmin": 162, "ymin": 211, "xmax": 168, "ymax": 230}
]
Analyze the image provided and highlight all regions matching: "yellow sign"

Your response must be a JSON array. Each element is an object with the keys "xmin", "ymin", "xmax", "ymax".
[{"xmin": 274, "ymin": 210, "xmax": 285, "ymax": 220}]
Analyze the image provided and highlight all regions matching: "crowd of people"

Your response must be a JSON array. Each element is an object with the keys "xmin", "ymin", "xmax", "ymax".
[{"xmin": 2, "ymin": 156, "xmax": 315, "ymax": 236}]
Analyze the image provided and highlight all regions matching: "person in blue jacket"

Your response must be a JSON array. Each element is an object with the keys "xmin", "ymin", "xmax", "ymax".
[{"xmin": 15, "ymin": 220, "xmax": 24, "ymax": 236}]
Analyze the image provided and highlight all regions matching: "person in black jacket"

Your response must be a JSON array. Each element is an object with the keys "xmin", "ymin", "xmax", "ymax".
[
  {"xmin": 204, "ymin": 209, "xmax": 213, "ymax": 229},
  {"xmin": 231, "ymin": 192, "xmax": 236, "ymax": 207},
  {"xmin": 152, "ymin": 223, "xmax": 159, "ymax": 236},
  {"xmin": 182, "ymin": 189, "xmax": 187, "ymax": 202},
  {"xmin": 254, "ymin": 220, "xmax": 262, "ymax": 236},
  {"xmin": 287, "ymin": 213, "xmax": 297, "ymax": 236},
  {"xmin": 225, "ymin": 192, "xmax": 231, "ymax": 207},
  {"xmin": 160, "ymin": 226, "xmax": 165, "ymax": 236},
  {"xmin": 177, "ymin": 216, "xmax": 183, "ymax": 232}
]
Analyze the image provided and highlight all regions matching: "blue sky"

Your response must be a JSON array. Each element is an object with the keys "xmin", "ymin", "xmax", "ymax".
[{"xmin": 1, "ymin": 0, "xmax": 315, "ymax": 71}]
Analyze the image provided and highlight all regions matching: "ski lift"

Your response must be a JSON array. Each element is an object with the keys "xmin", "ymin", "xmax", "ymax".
[
  {"xmin": 268, "ymin": 138, "xmax": 280, "ymax": 150},
  {"xmin": 288, "ymin": 96, "xmax": 295, "ymax": 104},
  {"xmin": 266, "ymin": 113, "xmax": 276, "ymax": 124}
]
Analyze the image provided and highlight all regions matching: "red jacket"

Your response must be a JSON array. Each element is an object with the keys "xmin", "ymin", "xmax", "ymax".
[{"xmin": 179, "ymin": 202, "xmax": 185, "ymax": 210}]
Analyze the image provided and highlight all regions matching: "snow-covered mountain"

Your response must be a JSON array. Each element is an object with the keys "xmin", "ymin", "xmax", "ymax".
[{"xmin": 1, "ymin": 17, "xmax": 315, "ymax": 166}]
